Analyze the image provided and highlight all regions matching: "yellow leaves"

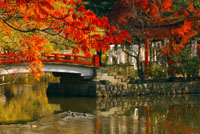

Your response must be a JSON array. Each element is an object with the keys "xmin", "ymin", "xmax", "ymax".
[{"xmin": 1, "ymin": 25, "xmax": 11, "ymax": 37}]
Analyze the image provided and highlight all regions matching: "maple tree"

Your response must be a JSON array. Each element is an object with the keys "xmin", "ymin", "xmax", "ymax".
[
  {"xmin": 108, "ymin": 0, "xmax": 200, "ymax": 80},
  {"xmin": 0, "ymin": 0, "xmax": 131, "ymax": 79}
]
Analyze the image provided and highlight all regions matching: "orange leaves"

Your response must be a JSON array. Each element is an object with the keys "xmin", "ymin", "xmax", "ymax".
[
  {"xmin": 72, "ymin": 13, "xmax": 78, "ymax": 20},
  {"xmin": 0, "ymin": 0, "xmax": 131, "ymax": 80},
  {"xmin": 20, "ymin": 35, "xmax": 47, "ymax": 80},
  {"xmin": 171, "ymin": 20, "xmax": 196, "ymax": 48},
  {"xmin": 114, "ymin": 30, "xmax": 131, "ymax": 44},
  {"xmin": 37, "ymin": 5, "xmax": 50, "ymax": 16},
  {"xmin": 135, "ymin": 0, "xmax": 149, "ymax": 9},
  {"xmin": 39, "ymin": 0, "xmax": 54, "ymax": 10},
  {"xmin": 28, "ymin": 61, "xmax": 44, "ymax": 81},
  {"xmin": 77, "ymin": 5, "xmax": 85, "ymax": 12},
  {"xmin": 162, "ymin": 0, "xmax": 173, "ymax": 11},
  {"xmin": 189, "ymin": 3, "xmax": 194, "ymax": 11},
  {"xmin": 23, "ymin": 13, "xmax": 28, "ymax": 22},
  {"xmin": 2, "ymin": 27, "xmax": 11, "ymax": 37},
  {"xmin": 109, "ymin": 0, "xmax": 200, "ymax": 58}
]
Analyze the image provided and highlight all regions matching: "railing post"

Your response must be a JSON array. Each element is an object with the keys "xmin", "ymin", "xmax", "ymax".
[
  {"xmin": 74, "ymin": 56, "xmax": 78, "ymax": 63},
  {"xmin": 65, "ymin": 55, "xmax": 71, "ymax": 60},
  {"xmin": 55, "ymin": 54, "xmax": 59, "ymax": 60},
  {"xmin": 1, "ymin": 52, "xmax": 101, "ymax": 67},
  {"xmin": 92, "ymin": 55, "xmax": 99, "ymax": 67}
]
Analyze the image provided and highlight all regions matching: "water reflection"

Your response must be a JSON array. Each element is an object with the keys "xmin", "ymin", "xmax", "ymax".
[
  {"xmin": 48, "ymin": 96, "xmax": 200, "ymax": 134},
  {"xmin": 0, "ymin": 83, "xmax": 200, "ymax": 134},
  {"xmin": 0, "ymin": 83, "xmax": 60, "ymax": 124}
]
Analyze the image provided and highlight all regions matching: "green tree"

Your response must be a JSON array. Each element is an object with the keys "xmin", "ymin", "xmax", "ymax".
[
  {"xmin": 183, "ymin": 56, "xmax": 200, "ymax": 80},
  {"xmin": 172, "ymin": 44, "xmax": 200, "ymax": 80},
  {"xmin": 83, "ymin": 0, "xmax": 117, "ymax": 17}
]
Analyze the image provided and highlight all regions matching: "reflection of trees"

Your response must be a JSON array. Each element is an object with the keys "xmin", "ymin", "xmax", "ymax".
[
  {"xmin": 0, "ymin": 83, "xmax": 60, "ymax": 124},
  {"xmin": 160, "ymin": 105, "xmax": 200, "ymax": 133},
  {"xmin": 95, "ymin": 95, "xmax": 200, "ymax": 134},
  {"xmin": 147, "ymin": 96, "xmax": 200, "ymax": 134},
  {"xmin": 48, "ymin": 97, "xmax": 96, "ymax": 113}
]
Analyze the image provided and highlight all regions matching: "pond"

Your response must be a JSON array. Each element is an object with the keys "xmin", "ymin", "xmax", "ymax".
[{"xmin": 0, "ymin": 82, "xmax": 200, "ymax": 134}]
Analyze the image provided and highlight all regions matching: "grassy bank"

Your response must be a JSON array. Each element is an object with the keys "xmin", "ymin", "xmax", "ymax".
[{"xmin": 0, "ymin": 73, "xmax": 59, "ymax": 85}]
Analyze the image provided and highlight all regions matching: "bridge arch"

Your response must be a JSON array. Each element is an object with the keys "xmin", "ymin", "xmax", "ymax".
[{"xmin": 0, "ymin": 53, "xmax": 99, "ymax": 79}]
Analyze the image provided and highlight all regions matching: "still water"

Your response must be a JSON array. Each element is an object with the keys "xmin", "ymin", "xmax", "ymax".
[{"xmin": 0, "ymin": 82, "xmax": 200, "ymax": 134}]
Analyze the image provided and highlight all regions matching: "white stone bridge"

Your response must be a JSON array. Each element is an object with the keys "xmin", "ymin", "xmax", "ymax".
[{"xmin": 0, "ymin": 53, "xmax": 99, "ymax": 79}]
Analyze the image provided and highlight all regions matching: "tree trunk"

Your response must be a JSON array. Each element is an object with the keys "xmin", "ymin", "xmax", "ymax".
[{"xmin": 136, "ymin": 55, "xmax": 145, "ymax": 82}]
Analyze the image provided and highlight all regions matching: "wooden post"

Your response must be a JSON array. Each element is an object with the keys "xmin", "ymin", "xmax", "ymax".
[
  {"xmin": 74, "ymin": 56, "xmax": 78, "ymax": 63},
  {"xmin": 55, "ymin": 54, "xmax": 59, "ymax": 60},
  {"xmin": 145, "ymin": 32, "xmax": 150, "ymax": 75},
  {"xmin": 65, "ymin": 55, "xmax": 71, "ymax": 60},
  {"xmin": 92, "ymin": 55, "xmax": 99, "ymax": 67}
]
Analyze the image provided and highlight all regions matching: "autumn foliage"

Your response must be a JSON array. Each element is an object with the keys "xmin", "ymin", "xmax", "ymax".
[
  {"xmin": 0, "ymin": 0, "xmax": 131, "ymax": 79},
  {"xmin": 109, "ymin": 0, "xmax": 200, "ymax": 54}
]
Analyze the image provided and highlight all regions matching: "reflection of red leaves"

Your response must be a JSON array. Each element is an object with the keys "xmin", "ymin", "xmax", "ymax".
[{"xmin": 162, "ymin": 108, "xmax": 194, "ymax": 134}]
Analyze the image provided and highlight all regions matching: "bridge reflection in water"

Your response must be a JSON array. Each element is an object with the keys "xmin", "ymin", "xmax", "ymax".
[{"xmin": 0, "ymin": 82, "xmax": 200, "ymax": 134}]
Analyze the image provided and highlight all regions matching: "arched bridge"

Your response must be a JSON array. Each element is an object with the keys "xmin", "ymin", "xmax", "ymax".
[{"xmin": 0, "ymin": 53, "xmax": 99, "ymax": 79}]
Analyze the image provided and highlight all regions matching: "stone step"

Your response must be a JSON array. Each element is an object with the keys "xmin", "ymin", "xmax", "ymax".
[
  {"xmin": 95, "ymin": 68, "xmax": 130, "ymax": 84},
  {"xmin": 95, "ymin": 69, "xmax": 124, "ymax": 84},
  {"xmin": 114, "ymin": 75, "xmax": 124, "ymax": 79},
  {"xmin": 121, "ymin": 78, "xmax": 130, "ymax": 83},
  {"xmin": 108, "ymin": 72, "xmax": 118, "ymax": 76}
]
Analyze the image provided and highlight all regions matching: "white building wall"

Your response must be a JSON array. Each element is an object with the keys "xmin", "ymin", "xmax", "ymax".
[
  {"xmin": 139, "ymin": 46, "xmax": 145, "ymax": 62},
  {"xmin": 130, "ymin": 45, "xmax": 138, "ymax": 69},
  {"xmin": 108, "ymin": 45, "xmax": 115, "ymax": 65},
  {"xmin": 191, "ymin": 40, "xmax": 197, "ymax": 58}
]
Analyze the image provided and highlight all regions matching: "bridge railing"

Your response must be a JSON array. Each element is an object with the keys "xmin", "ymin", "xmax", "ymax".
[{"xmin": 0, "ymin": 53, "xmax": 99, "ymax": 67}]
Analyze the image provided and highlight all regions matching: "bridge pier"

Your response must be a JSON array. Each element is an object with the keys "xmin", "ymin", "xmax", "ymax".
[{"xmin": 47, "ymin": 73, "xmax": 97, "ymax": 97}]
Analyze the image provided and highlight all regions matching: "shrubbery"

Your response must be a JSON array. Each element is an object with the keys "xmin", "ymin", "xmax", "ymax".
[
  {"xmin": 172, "ymin": 45, "xmax": 200, "ymax": 80},
  {"xmin": 149, "ymin": 65, "xmax": 167, "ymax": 80}
]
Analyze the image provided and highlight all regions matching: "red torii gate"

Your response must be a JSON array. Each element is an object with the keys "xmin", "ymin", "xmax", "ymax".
[{"xmin": 135, "ymin": 21, "xmax": 185, "ymax": 75}]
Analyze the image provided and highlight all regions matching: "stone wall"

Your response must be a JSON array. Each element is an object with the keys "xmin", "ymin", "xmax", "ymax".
[
  {"xmin": 95, "ymin": 81, "xmax": 200, "ymax": 97},
  {"xmin": 47, "ymin": 75, "xmax": 200, "ymax": 97}
]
